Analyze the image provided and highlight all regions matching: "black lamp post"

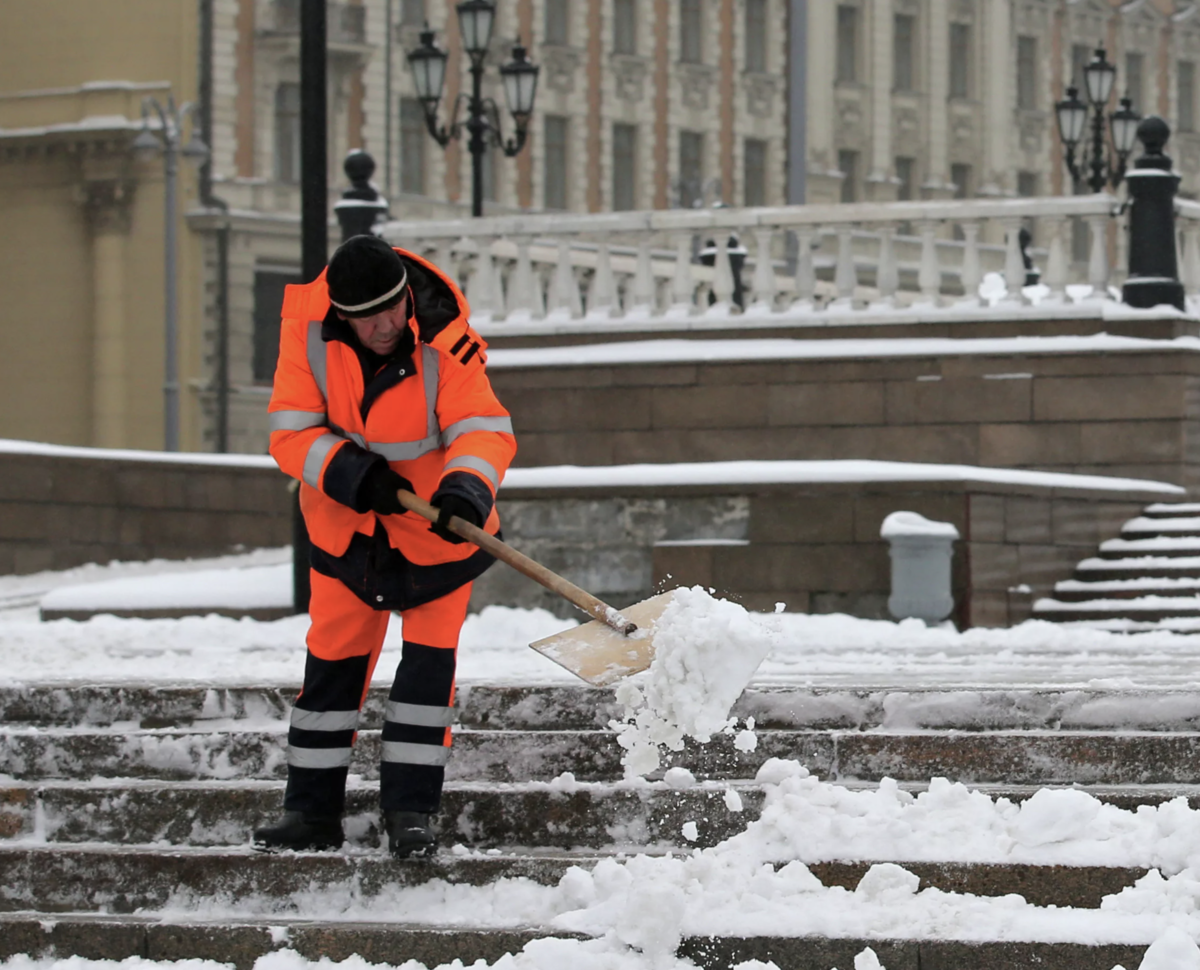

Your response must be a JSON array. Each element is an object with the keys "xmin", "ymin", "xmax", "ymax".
[
  {"xmin": 1055, "ymin": 47, "xmax": 1141, "ymax": 192},
  {"xmin": 407, "ymin": 3, "xmax": 540, "ymax": 217}
]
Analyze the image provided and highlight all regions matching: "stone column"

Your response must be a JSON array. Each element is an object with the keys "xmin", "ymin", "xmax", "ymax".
[
  {"xmin": 805, "ymin": 0, "xmax": 838, "ymax": 203},
  {"xmin": 82, "ymin": 178, "xmax": 134, "ymax": 449},
  {"xmin": 923, "ymin": 0, "xmax": 953, "ymax": 198},
  {"xmin": 979, "ymin": 0, "xmax": 1011, "ymax": 196},
  {"xmin": 867, "ymin": 0, "xmax": 897, "ymax": 200}
]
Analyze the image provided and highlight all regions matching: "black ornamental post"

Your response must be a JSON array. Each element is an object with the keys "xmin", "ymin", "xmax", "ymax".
[{"xmin": 1122, "ymin": 116, "xmax": 1186, "ymax": 312}]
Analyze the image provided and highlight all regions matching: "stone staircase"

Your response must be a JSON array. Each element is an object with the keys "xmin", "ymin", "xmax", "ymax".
[
  {"xmin": 2, "ymin": 682, "xmax": 1195, "ymax": 968},
  {"xmin": 1034, "ymin": 502, "xmax": 1200, "ymax": 629}
]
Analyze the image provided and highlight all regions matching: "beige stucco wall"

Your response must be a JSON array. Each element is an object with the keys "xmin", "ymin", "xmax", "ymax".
[{"xmin": 0, "ymin": 0, "xmax": 205, "ymax": 451}]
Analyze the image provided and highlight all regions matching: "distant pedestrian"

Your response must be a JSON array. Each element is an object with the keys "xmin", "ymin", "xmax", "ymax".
[{"xmin": 255, "ymin": 234, "xmax": 516, "ymax": 858}]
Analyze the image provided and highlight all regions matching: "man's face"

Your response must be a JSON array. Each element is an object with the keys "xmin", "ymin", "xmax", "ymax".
[{"xmin": 342, "ymin": 297, "xmax": 409, "ymax": 355}]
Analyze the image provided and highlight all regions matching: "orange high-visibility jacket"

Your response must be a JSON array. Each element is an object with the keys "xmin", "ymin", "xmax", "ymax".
[{"xmin": 267, "ymin": 248, "xmax": 516, "ymax": 572}]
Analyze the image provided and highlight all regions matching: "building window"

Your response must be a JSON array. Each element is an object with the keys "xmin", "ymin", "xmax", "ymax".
[
  {"xmin": 679, "ymin": 129, "xmax": 705, "ymax": 207},
  {"xmin": 1126, "ymin": 52, "xmax": 1144, "ymax": 111},
  {"xmin": 680, "ymin": 0, "xmax": 702, "ymax": 63},
  {"xmin": 481, "ymin": 142, "xmax": 497, "ymax": 203},
  {"xmin": 545, "ymin": 0, "xmax": 569, "ymax": 45},
  {"xmin": 613, "ymin": 0, "xmax": 636, "ymax": 54},
  {"xmin": 838, "ymin": 149, "xmax": 859, "ymax": 203},
  {"xmin": 274, "ymin": 82, "xmax": 301, "ymax": 184},
  {"xmin": 399, "ymin": 0, "xmax": 424, "ymax": 25},
  {"xmin": 253, "ymin": 270, "xmax": 301, "ymax": 383},
  {"xmin": 745, "ymin": 0, "xmax": 767, "ymax": 73},
  {"xmin": 836, "ymin": 5, "xmax": 858, "ymax": 83},
  {"xmin": 544, "ymin": 114, "xmax": 568, "ymax": 209},
  {"xmin": 1017, "ymin": 36, "xmax": 1037, "ymax": 109},
  {"xmin": 1017, "ymin": 171, "xmax": 1038, "ymax": 197},
  {"xmin": 893, "ymin": 14, "xmax": 915, "ymax": 91},
  {"xmin": 951, "ymin": 163, "xmax": 972, "ymax": 199},
  {"xmin": 612, "ymin": 123, "xmax": 637, "ymax": 211},
  {"xmin": 949, "ymin": 23, "xmax": 971, "ymax": 98},
  {"xmin": 1181, "ymin": 61, "xmax": 1196, "ymax": 133},
  {"xmin": 744, "ymin": 138, "xmax": 767, "ymax": 206},
  {"xmin": 399, "ymin": 97, "xmax": 426, "ymax": 195},
  {"xmin": 894, "ymin": 156, "xmax": 915, "ymax": 201}
]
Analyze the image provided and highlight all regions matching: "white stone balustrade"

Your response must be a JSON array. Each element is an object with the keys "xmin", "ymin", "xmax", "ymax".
[{"xmin": 375, "ymin": 192, "xmax": 1181, "ymax": 332}]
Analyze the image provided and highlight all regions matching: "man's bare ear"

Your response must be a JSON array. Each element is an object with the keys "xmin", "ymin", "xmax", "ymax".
[{"xmin": 335, "ymin": 310, "xmax": 349, "ymax": 322}]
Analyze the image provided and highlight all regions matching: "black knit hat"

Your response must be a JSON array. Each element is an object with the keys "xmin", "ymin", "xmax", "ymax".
[{"xmin": 326, "ymin": 235, "xmax": 409, "ymax": 317}]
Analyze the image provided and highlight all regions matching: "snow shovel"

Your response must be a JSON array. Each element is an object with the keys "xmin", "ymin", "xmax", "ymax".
[{"xmin": 398, "ymin": 489, "xmax": 674, "ymax": 686}]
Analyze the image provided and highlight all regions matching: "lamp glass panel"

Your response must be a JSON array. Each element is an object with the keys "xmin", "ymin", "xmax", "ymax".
[
  {"xmin": 458, "ymin": 4, "xmax": 495, "ymax": 54},
  {"xmin": 1084, "ymin": 55, "xmax": 1116, "ymax": 105},
  {"xmin": 1112, "ymin": 112, "xmax": 1141, "ymax": 154},
  {"xmin": 410, "ymin": 49, "xmax": 447, "ymax": 101},
  {"xmin": 1056, "ymin": 99, "xmax": 1088, "ymax": 145}
]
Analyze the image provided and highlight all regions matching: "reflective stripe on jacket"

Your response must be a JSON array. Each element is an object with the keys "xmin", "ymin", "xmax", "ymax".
[{"xmin": 267, "ymin": 248, "xmax": 516, "ymax": 567}]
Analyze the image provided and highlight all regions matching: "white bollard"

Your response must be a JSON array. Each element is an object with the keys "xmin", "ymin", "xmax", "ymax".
[{"xmin": 880, "ymin": 511, "xmax": 960, "ymax": 624}]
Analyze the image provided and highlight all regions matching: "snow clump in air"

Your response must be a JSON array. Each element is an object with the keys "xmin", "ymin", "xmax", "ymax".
[{"xmin": 610, "ymin": 586, "xmax": 775, "ymax": 776}]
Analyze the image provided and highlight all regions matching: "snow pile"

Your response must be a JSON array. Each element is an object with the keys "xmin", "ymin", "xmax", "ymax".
[
  {"xmin": 610, "ymin": 587, "xmax": 775, "ymax": 776},
  {"xmin": 40, "ymin": 563, "xmax": 292, "ymax": 611}
]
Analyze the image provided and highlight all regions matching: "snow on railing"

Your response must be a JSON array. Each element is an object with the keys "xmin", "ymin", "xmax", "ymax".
[{"xmin": 377, "ymin": 193, "xmax": 1196, "ymax": 329}]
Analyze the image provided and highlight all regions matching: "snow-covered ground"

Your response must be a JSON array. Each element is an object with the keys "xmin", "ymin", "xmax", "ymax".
[{"xmin": 9, "ymin": 555, "xmax": 1200, "ymax": 970}]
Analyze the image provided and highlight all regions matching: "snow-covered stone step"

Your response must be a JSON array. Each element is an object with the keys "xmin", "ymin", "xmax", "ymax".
[
  {"xmin": 1097, "ymin": 535, "xmax": 1200, "ymax": 558},
  {"xmin": 0, "ymin": 684, "xmax": 619, "ymax": 731},
  {"xmin": 0, "ymin": 912, "xmax": 1152, "ymax": 970},
  {"xmin": 1074, "ymin": 554, "xmax": 1200, "ymax": 580},
  {"xmin": 8, "ymin": 727, "xmax": 1200, "ymax": 787},
  {"xmin": 0, "ymin": 913, "xmax": 582, "ymax": 970},
  {"xmin": 1142, "ymin": 502, "xmax": 1200, "ymax": 517},
  {"xmin": 0, "ymin": 843, "xmax": 592, "ymax": 914},
  {"xmin": 21, "ymin": 684, "xmax": 1200, "ymax": 733},
  {"xmin": 1033, "ymin": 595, "xmax": 1200, "ymax": 622},
  {"xmin": 8, "ymin": 778, "xmax": 1200, "ymax": 849},
  {"xmin": 1051, "ymin": 576, "xmax": 1200, "ymax": 600},
  {"xmin": 1118, "ymin": 515, "xmax": 1200, "ymax": 538},
  {"xmin": 0, "ymin": 779, "xmax": 763, "ymax": 850},
  {"xmin": 0, "ymin": 843, "xmax": 1154, "ymax": 913}
]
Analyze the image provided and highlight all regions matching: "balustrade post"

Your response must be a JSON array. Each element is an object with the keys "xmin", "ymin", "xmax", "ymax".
[
  {"xmin": 586, "ymin": 241, "xmax": 618, "ymax": 319},
  {"xmin": 1084, "ymin": 213, "xmax": 1110, "ymax": 302},
  {"xmin": 547, "ymin": 239, "xmax": 583, "ymax": 320},
  {"xmin": 1000, "ymin": 218, "xmax": 1027, "ymax": 305},
  {"xmin": 916, "ymin": 220, "xmax": 941, "ymax": 306},
  {"xmin": 627, "ymin": 238, "xmax": 657, "ymax": 317},
  {"xmin": 748, "ymin": 227, "xmax": 778, "ymax": 314},
  {"xmin": 789, "ymin": 228, "xmax": 817, "ymax": 311},
  {"xmin": 1041, "ymin": 216, "xmax": 1069, "ymax": 304},
  {"xmin": 707, "ymin": 235, "xmax": 735, "ymax": 314},
  {"xmin": 830, "ymin": 225, "xmax": 858, "ymax": 308},
  {"xmin": 506, "ymin": 235, "xmax": 545, "ymax": 322},
  {"xmin": 666, "ymin": 232, "xmax": 696, "ymax": 317},
  {"xmin": 873, "ymin": 225, "xmax": 898, "ymax": 307},
  {"xmin": 956, "ymin": 221, "xmax": 982, "ymax": 306},
  {"xmin": 1182, "ymin": 223, "xmax": 1200, "ymax": 305},
  {"xmin": 465, "ymin": 235, "xmax": 502, "ymax": 323}
]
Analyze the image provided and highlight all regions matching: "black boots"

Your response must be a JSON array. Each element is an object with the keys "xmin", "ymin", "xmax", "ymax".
[
  {"xmin": 252, "ymin": 809, "xmax": 436, "ymax": 858},
  {"xmin": 252, "ymin": 811, "xmax": 344, "ymax": 852},
  {"xmin": 384, "ymin": 810, "xmax": 437, "ymax": 859}
]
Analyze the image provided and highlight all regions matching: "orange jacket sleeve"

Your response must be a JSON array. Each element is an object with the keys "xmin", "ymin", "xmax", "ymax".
[
  {"xmin": 266, "ymin": 313, "xmax": 356, "ymax": 494},
  {"xmin": 429, "ymin": 326, "xmax": 516, "ymax": 519}
]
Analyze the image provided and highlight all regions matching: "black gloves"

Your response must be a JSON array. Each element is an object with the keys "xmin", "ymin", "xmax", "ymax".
[
  {"xmin": 430, "ymin": 493, "xmax": 484, "ymax": 544},
  {"xmin": 354, "ymin": 463, "xmax": 413, "ymax": 516}
]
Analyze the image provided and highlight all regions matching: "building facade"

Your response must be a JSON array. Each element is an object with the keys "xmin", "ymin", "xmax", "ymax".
[
  {"xmin": 806, "ymin": 0, "xmax": 1200, "ymax": 206},
  {"xmin": 5, "ymin": 0, "xmax": 1200, "ymax": 457}
]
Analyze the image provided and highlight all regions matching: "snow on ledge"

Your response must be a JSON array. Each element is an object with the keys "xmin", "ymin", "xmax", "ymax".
[
  {"xmin": 501, "ymin": 460, "xmax": 1185, "ymax": 495},
  {"xmin": 486, "ymin": 333, "xmax": 1200, "ymax": 369},
  {"xmin": 0, "ymin": 438, "xmax": 277, "ymax": 469}
]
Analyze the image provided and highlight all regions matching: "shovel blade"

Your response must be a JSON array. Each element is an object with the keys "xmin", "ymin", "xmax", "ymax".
[{"xmin": 529, "ymin": 590, "xmax": 679, "ymax": 687}]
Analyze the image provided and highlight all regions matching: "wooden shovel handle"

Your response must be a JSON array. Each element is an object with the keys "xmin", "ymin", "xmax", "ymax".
[{"xmin": 396, "ymin": 489, "xmax": 636, "ymax": 635}]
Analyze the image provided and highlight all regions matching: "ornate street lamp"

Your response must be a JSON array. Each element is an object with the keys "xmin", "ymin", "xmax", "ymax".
[
  {"xmin": 406, "ymin": 1, "xmax": 539, "ymax": 217},
  {"xmin": 1055, "ymin": 47, "xmax": 1141, "ymax": 193},
  {"xmin": 131, "ymin": 95, "xmax": 209, "ymax": 452}
]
